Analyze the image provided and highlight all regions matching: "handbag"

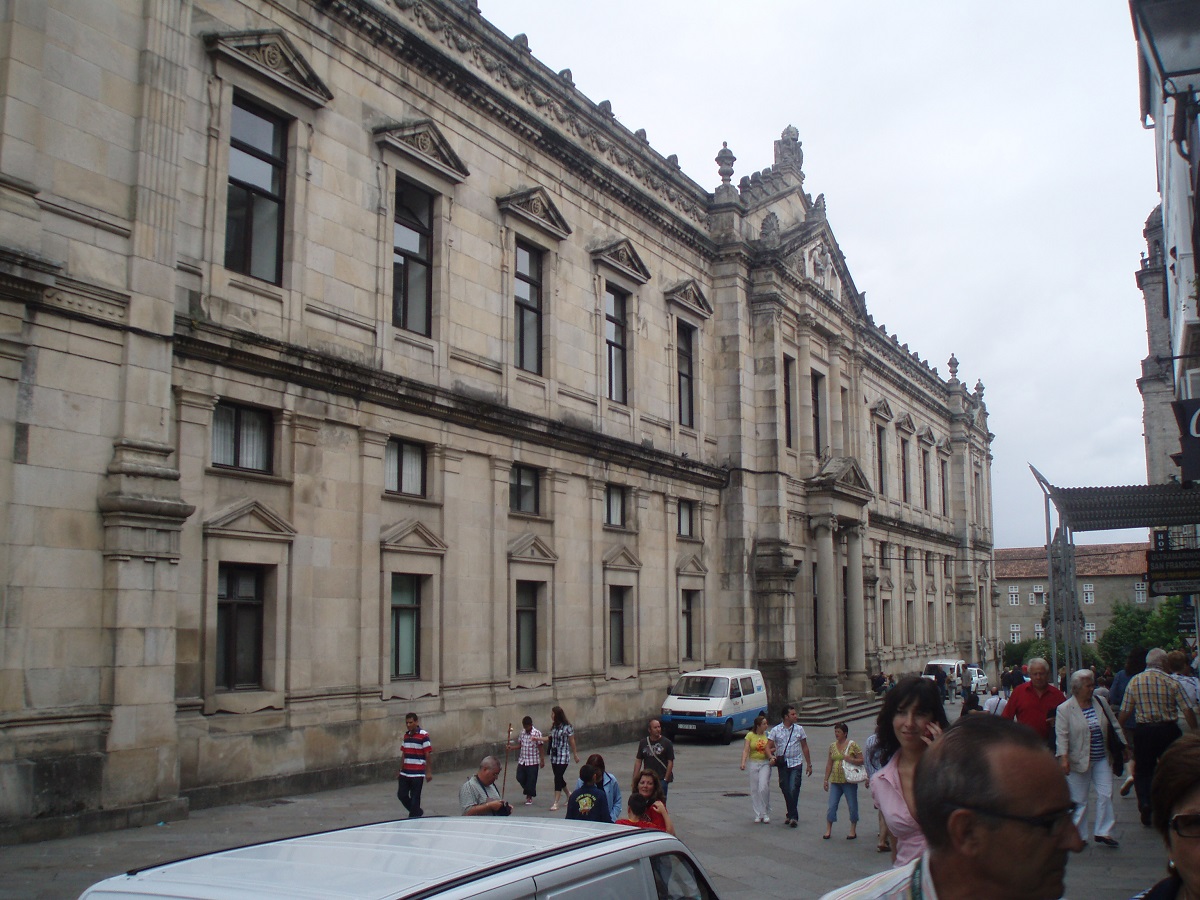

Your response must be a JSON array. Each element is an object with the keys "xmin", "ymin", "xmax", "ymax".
[{"xmin": 842, "ymin": 760, "xmax": 868, "ymax": 784}]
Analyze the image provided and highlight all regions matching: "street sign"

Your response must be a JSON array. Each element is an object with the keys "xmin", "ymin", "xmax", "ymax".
[
  {"xmin": 1156, "ymin": 531, "xmax": 1172, "ymax": 552},
  {"xmin": 1147, "ymin": 549, "xmax": 1200, "ymax": 595},
  {"xmin": 1180, "ymin": 614, "xmax": 1197, "ymax": 635}
]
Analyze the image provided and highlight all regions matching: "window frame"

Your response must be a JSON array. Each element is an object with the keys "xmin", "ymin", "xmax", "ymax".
[
  {"xmin": 215, "ymin": 563, "xmax": 266, "ymax": 691},
  {"xmin": 677, "ymin": 320, "xmax": 695, "ymax": 428},
  {"xmin": 605, "ymin": 283, "xmax": 629, "ymax": 404},
  {"xmin": 609, "ymin": 584, "xmax": 627, "ymax": 667},
  {"xmin": 393, "ymin": 178, "xmax": 435, "ymax": 336},
  {"xmin": 212, "ymin": 401, "xmax": 274, "ymax": 473},
  {"xmin": 515, "ymin": 580, "xmax": 540, "ymax": 673},
  {"xmin": 509, "ymin": 463, "xmax": 541, "ymax": 515},
  {"xmin": 224, "ymin": 95, "xmax": 287, "ymax": 286},
  {"xmin": 385, "ymin": 438, "xmax": 427, "ymax": 497},
  {"xmin": 605, "ymin": 484, "xmax": 627, "ymax": 528},
  {"xmin": 681, "ymin": 589, "xmax": 699, "ymax": 661},
  {"xmin": 514, "ymin": 240, "xmax": 543, "ymax": 374},
  {"xmin": 677, "ymin": 498, "xmax": 695, "ymax": 538},
  {"xmin": 390, "ymin": 573, "xmax": 422, "ymax": 680}
]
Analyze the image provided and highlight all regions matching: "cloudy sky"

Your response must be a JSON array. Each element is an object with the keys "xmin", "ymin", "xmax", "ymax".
[{"xmin": 483, "ymin": 2, "xmax": 1160, "ymax": 549}]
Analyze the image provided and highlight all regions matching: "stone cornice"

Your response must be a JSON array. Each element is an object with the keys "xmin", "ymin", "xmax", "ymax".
[
  {"xmin": 314, "ymin": 0, "xmax": 717, "ymax": 256},
  {"xmin": 174, "ymin": 318, "xmax": 727, "ymax": 490}
]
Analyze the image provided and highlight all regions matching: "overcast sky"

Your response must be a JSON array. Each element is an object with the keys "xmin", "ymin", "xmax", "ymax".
[{"xmin": 482, "ymin": 2, "xmax": 1160, "ymax": 550}]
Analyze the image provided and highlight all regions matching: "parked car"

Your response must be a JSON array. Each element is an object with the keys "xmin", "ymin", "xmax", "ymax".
[
  {"xmin": 77, "ymin": 817, "xmax": 720, "ymax": 900},
  {"xmin": 660, "ymin": 667, "xmax": 768, "ymax": 744},
  {"xmin": 966, "ymin": 664, "xmax": 989, "ymax": 694}
]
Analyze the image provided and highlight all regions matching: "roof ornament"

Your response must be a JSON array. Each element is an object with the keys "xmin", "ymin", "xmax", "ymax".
[{"xmin": 947, "ymin": 353, "xmax": 959, "ymax": 380}]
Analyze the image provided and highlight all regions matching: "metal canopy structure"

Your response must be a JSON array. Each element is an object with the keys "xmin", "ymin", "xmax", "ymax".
[{"xmin": 1033, "ymin": 479, "xmax": 1200, "ymax": 532}]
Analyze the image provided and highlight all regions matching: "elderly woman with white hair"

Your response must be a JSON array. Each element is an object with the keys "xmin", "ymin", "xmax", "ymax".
[{"xmin": 1055, "ymin": 668, "xmax": 1129, "ymax": 847}]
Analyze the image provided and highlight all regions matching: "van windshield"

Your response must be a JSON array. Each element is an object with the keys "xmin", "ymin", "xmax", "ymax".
[
  {"xmin": 669, "ymin": 675, "xmax": 729, "ymax": 698},
  {"xmin": 923, "ymin": 664, "xmax": 947, "ymax": 676}
]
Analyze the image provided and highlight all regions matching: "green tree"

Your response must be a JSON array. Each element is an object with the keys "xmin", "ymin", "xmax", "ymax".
[
  {"xmin": 1097, "ymin": 602, "xmax": 1152, "ymax": 671},
  {"xmin": 1143, "ymin": 596, "xmax": 1195, "ymax": 652}
]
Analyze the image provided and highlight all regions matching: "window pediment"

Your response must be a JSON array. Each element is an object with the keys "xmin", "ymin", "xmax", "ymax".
[
  {"xmin": 203, "ymin": 498, "xmax": 295, "ymax": 539},
  {"xmin": 508, "ymin": 532, "xmax": 558, "ymax": 563},
  {"xmin": 205, "ymin": 30, "xmax": 332, "ymax": 107},
  {"xmin": 917, "ymin": 425, "xmax": 936, "ymax": 446},
  {"xmin": 603, "ymin": 544, "xmax": 642, "ymax": 570},
  {"xmin": 869, "ymin": 398, "xmax": 894, "ymax": 422},
  {"xmin": 664, "ymin": 278, "xmax": 712, "ymax": 320},
  {"xmin": 676, "ymin": 553, "xmax": 708, "ymax": 576},
  {"xmin": 374, "ymin": 120, "xmax": 470, "ymax": 184},
  {"xmin": 497, "ymin": 186, "xmax": 571, "ymax": 241},
  {"xmin": 894, "ymin": 412, "xmax": 916, "ymax": 434},
  {"xmin": 936, "ymin": 437, "xmax": 953, "ymax": 456},
  {"xmin": 381, "ymin": 518, "xmax": 449, "ymax": 556},
  {"xmin": 592, "ymin": 238, "xmax": 650, "ymax": 285}
]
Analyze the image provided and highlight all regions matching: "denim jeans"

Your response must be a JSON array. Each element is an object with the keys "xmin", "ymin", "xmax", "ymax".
[
  {"xmin": 826, "ymin": 781, "xmax": 859, "ymax": 824},
  {"xmin": 776, "ymin": 762, "xmax": 803, "ymax": 821},
  {"xmin": 396, "ymin": 775, "xmax": 425, "ymax": 818}
]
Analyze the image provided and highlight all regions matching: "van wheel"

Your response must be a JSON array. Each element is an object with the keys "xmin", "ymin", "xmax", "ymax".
[{"xmin": 721, "ymin": 720, "xmax": 734, "ymax": 745}]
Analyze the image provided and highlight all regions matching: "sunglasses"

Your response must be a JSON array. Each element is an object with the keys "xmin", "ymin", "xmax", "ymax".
[{"xmin": 950, "ymin": 802, "xmax": 1079, "ymax": 835}]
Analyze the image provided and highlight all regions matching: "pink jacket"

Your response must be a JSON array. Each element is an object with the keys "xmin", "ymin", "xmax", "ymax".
[{"xmin": 871, "ymin": 754, "xmax": 926, "ymax": 867}]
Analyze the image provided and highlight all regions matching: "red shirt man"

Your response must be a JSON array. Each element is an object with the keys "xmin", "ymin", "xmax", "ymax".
[{"xmin": 1002, "ymin": 658, "xmax": 1065, "ymax": 741}]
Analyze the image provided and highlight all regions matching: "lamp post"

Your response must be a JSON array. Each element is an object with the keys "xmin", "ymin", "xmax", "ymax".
[{"xmin": 1133, "ymin": 0, "xmax": 1200, "ymax": 148}]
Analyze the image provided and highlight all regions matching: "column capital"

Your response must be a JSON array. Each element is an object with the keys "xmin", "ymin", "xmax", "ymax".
[{"xmin": 809, "ymin": 513, "xmax": 838, "ymax": 535}]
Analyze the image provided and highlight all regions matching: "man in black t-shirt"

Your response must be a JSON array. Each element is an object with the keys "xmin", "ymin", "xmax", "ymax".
[{"xmin": 632, "ymin": 718, "xmax": 675, "ymax": 797}]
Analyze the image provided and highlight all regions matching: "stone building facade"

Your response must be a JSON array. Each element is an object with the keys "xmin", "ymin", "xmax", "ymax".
[
  {"xmin": 0, "ymin": 0, "xmax": 995, "ymax": 835},
  {"xmin": 995, "ymin": 544, "xmax": 1154, "ymax": 651}
]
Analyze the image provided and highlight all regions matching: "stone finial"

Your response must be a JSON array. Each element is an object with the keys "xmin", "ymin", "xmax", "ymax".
[
  {"xmin": 513, "ymin": 33, "xmax": 530, "ymax": 51},
  {"xmin": 948, "ymin": 353, "xmax": 959, "ymax": 379},
  {"xmin": 774, "ymin": 124, "xmax": 803, "ymax": 169},
  {"xmin": 811, "ymin": 193, "xmax": 826, "ymax": 219},
  {"xmin": 974, "ymin": 379, "xmax": 985, "ymax": 397},
  {"xmin": 559, "ymin": 68, "xmax": 573, "ymax": 84},
  {"xmin": 667, "ymin": 154, "xmax": 680, "ymax": 168},
  {"xmin": 634, "ymin": 128, "xmax": 649, "ymax": 143},
  {"xmin": 716, "ymin": 142, "xmax": 736, "ymax": 185},
  {"xmin": 599, "ymin": 100, "xmax": 613, "ymax": 116}
]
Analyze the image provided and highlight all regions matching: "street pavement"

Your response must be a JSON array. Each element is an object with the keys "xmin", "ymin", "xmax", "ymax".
[{"xmin": 0, "ymin": 714, "xmax": 1165, "ymax": 899}]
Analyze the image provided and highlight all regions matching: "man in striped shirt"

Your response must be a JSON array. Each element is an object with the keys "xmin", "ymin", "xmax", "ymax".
[
  {"xmin": 397, "ymin": 712, "xmax": 432, "ymax": 818},
  {"xmin": 1119, "ymin": 648, "xmax": 1197, "ymax": 826}
]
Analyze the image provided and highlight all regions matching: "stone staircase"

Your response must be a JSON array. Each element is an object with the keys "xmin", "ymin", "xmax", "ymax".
[{"xmin": 795, "ymin": 692, "xmax": 884, "ymax": 727}]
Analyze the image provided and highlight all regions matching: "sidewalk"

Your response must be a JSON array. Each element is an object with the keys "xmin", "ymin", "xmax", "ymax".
[{"xmin": 0, "ymin": 715, "xmax": 1164, "ymax": 899}]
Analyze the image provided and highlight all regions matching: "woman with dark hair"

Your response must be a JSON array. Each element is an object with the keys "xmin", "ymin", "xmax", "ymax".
[
  {"xmin": 739, "ymin": 713, "xmax": 772, "ymax": 823},
  {"xmin": 633, "ymin": 769, "xmax": 675, "ymax": 834},
  {"xmin": 869, "ymin": 675, "xmax": 948, "ymax": 867},
  {"xmin": 573, "ymin": 753, "xmax": 621, "ymax": 822},
  {"xmin": 544, "ymin": 706, "xmax": 578, "ymax": 812},
  {"xmin": 1132, "ymin": 734, "xmax": 1200, "ymax": 899},
  {"xmin": 960, "ymin": 691, "xmax": 984, "ymax": 716}
]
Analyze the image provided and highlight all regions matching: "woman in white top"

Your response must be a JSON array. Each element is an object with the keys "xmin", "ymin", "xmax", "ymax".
[{"xmin": 1054, "ymin": 668, "xmax": 1129, "ymax": 847}]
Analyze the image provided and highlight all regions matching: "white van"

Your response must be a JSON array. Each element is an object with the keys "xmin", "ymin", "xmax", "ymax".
[
  {"xmin": 77, "ymin": 818, "xmax": 719, "ymax": 900},
  {"xmin": 659, "ymin": 667, "xmax": 768, "ymax": 744},
  {"xmin": 922, "ymin": 658, "xmax": 967, "ymax": 698}
]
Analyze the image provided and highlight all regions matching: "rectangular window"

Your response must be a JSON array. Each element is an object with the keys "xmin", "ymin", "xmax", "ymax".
[
  {"xmin": 393, "ymin": 179, "xmax": 434, "ymax": 335},
  {"xmin": 516, "ymin": 581, "xmax": 539, "ymax": 672},
  {"xmin": 921, "ymin": 449, "xmax": 931, "ymax": 509},
  {"xmin": 212, "ymin": 402, "xmax": 272, "ymax": 472},
  {"xmin": 1135, "ymin": 582, "xmax": 1147, "ymax": 603},
  {"xmin": 973, "ymin": 471, "xmax": 983, "ymax": 522},
  {"xmin": 1010, "ymin": 623, "xmax": 1021, "ymax": 642},
  {"xmin": 783, "ymin": 356, "xmax": 796, "ymax": 449},
  {"xmin": 605, "ymin": 284, "xmax": 628, "ymax": 403},
  {"xmin": 900, "ymin": 438, "xmax": 911, "ymax": 503},
  {"xmin": 681, "ymin": 589, "xmax": 698, "ymax": 660},
  {"xmin": 878, "ymin": 541, "xmax": 890, "ymax": 572},
  {"xmin": 1082, "ymin": 583, "xmax": 1095, "ymax": 605},
  {"xmin": 939, "ymin": 459, "xmax": 948, "ymax": 515},
  {"xmin": 216, "ymin": 564, "xmax": 264, "ymax": 690},
  {"xmin": 605, "ymin": 484, "xmax": 626, "ymax": 527},
  {"xmin": 609, "ymin": 585, "xmax": 627, "ymax": 666},
  {"xmin": 225, "ymin": 96, "xmax": 286, "ymax": 285},
  {"xmin": 509, "ymin": 464, "xmax": 540, "ymax": 515},
  {"xmin": 875, "ymin": 425, "xmax": 887, "ymax": 495},
  {"xmin": 811, "ymin": 370, "xmax": 825, "ymax": 455},
  {"xmin": 944, "ymin": 556, "xmax": 953, "ymax": 578},
  {"xmin": 904, "ymin": 547, "xmax": 913, "ymax": 573},
  {"xmin": 1008, "ymin": 586, "xmax": 1020, "ymax": 606},
  {"xmin": 925, "ymin": 552, "xmax": 935, "ymax": 576},
  {"xmin": 1034, "ymin": 623, "xmax": 1045, "ymax": 639},
  {"xmin": 390, "ymin": 573, "xmax": 421, "ymax": 679},
  {"xmin": 677, "ymin": 321, "xmax": 695, "ymax": 428},
  {"xmin": 385, "ymin": 439, "xmax": 426, "ymax": 496},
  {"xmin": 1084, "ymin": 622, "xmax": 1097, "ymax": 644},
  {"xmin": 514, "ymin": 241, "xmax": 542, "ymax": 374},
  {"xmin": 678, "ymin": 498, "xmax": 694, "ymax": 538}
]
